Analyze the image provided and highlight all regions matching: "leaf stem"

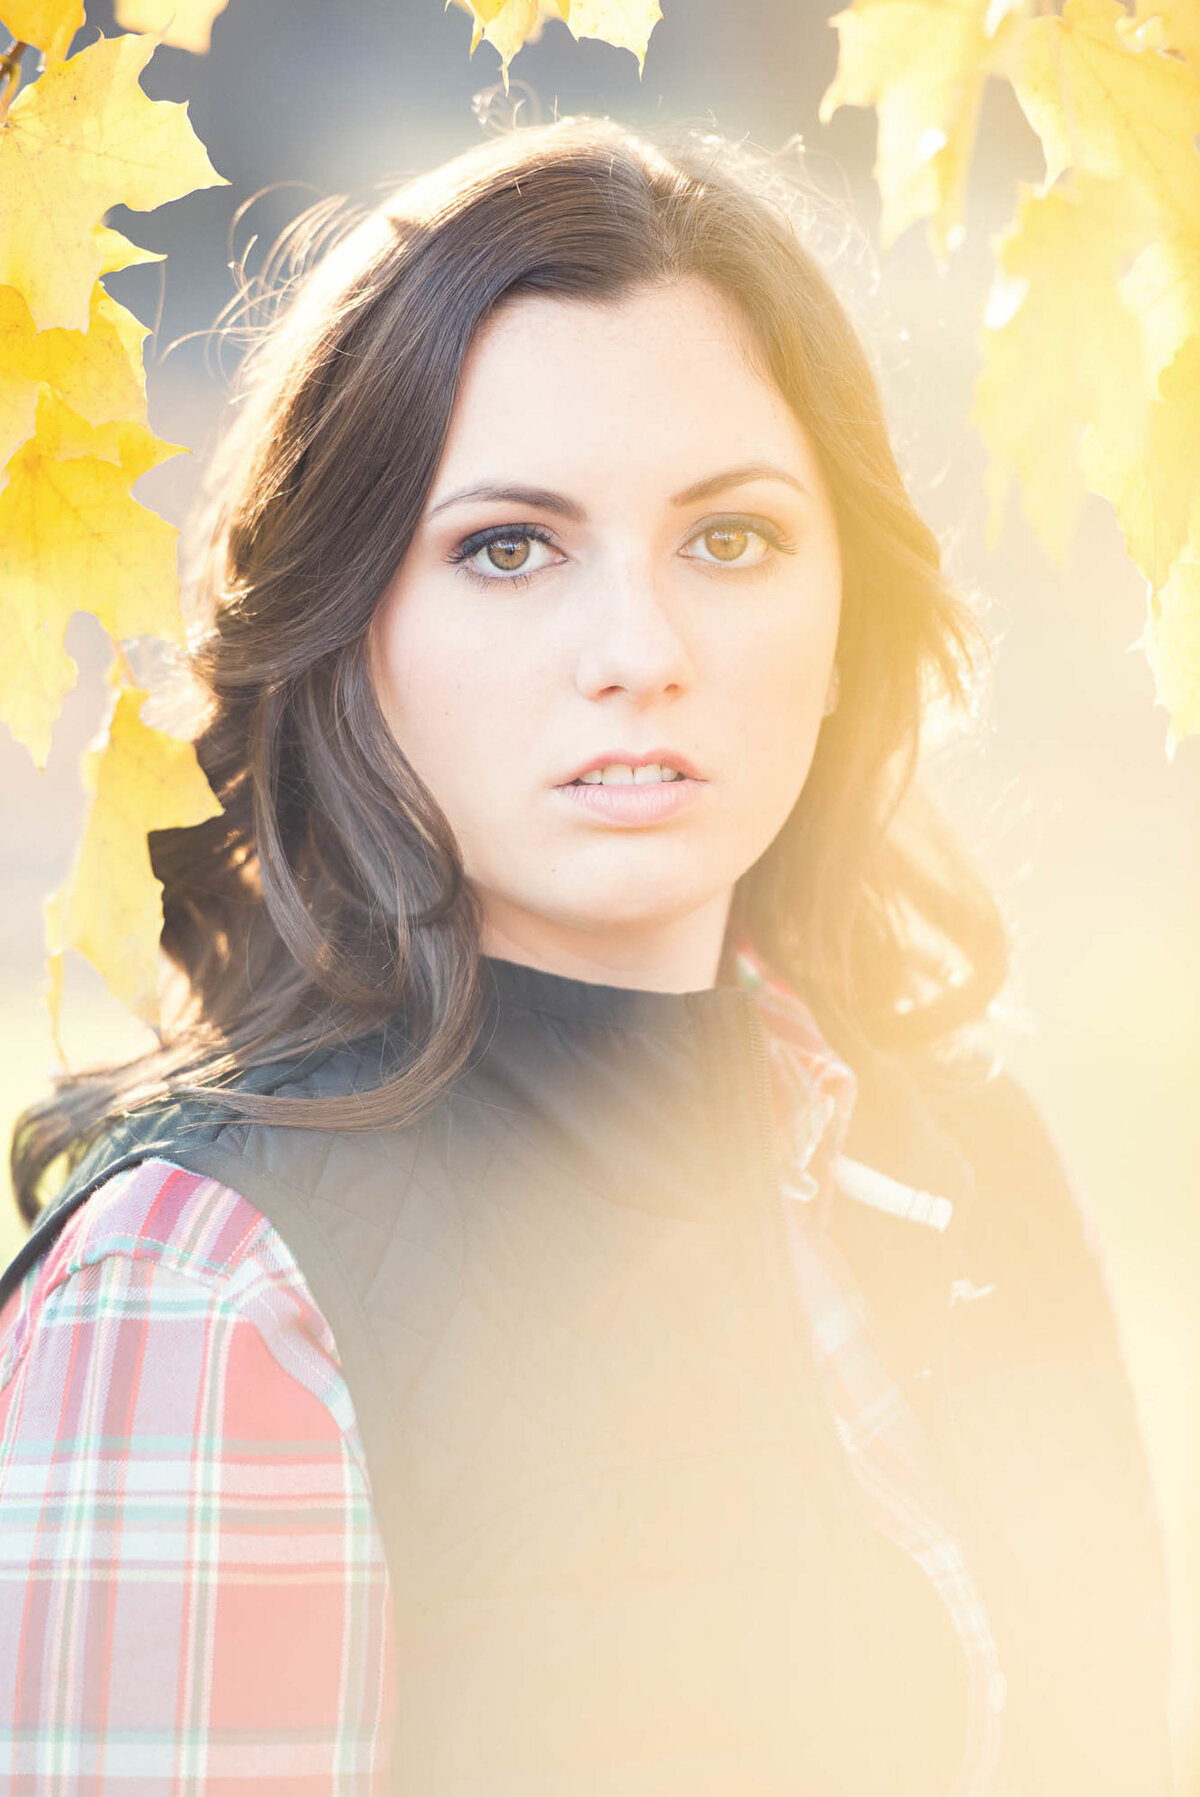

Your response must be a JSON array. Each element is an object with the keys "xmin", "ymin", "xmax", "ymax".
[{"xmin": 0, "ymin": 39, "xmax": 28, "ymax": 125}]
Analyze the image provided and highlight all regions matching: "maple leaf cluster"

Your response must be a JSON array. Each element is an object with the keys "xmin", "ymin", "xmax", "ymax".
[
  {"xmin": 0, "ymin": 1, "xmax": 227, "ymax": 1039},
  {"xmin": 450, "ymin": 1, "xmax": 662, "ymax": 87},
  {"xmin": 2, "ymin": 0, "xmax": 1194, "ymax": 1064},
  {"xmin": 0, "ymin": 0, "xmax": 667, "ymax": 1056},
  {"xmin": 819, "ymin": 0, "xmax": 1200, "ymax": 756}
]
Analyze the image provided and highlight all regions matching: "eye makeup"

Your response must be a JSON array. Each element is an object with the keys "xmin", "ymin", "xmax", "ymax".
[{"xmin": 445, "ymin": 513, "xmax": 800, "ymax": 590}]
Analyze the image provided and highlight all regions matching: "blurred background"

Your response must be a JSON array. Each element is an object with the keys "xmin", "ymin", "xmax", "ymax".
[{"xmin": 2, "ymin": 0, "xmax": 1197, "ymax": 1781}]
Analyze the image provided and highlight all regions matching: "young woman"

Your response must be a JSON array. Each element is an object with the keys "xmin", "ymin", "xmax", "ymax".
[{"xmin": 0, "ymin": 119, "xmax": 1172, "ymax": 1795}]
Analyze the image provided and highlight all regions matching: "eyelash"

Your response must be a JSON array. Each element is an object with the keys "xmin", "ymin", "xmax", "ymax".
[{"xmin": 446, "ymin": 515, "xmax": 799, "ymax": 590}]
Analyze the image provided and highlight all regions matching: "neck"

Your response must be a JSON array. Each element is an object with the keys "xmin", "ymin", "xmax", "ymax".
[{"xmin": 476, "ymin": 887, "xmax": 737, "ymax": 994}]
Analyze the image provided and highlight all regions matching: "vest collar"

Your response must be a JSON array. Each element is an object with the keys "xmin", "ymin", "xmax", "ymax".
[
  {"xmin": 477, "ymin": 942, "xmax": 977, "ymax": 1221},
  {"xmin": 479, "ymin": 949, "xmax": 752, "ymax": 1036}
]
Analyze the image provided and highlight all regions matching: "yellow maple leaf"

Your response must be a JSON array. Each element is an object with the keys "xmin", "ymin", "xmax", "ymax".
[
  {"xmin": 0, "ymin": 278, "xmax": 149, "ymax": 476},
  {"xmin": 0, "ymin": 30, "xmax": 226, "ymax": 331},
  {"xmin": 1001, "ymin": 0, "xmax": 1200, "ymax": 233},
  {"xmin": 1082, "ymin": 330, "xmax": 1200, "ymax": 588},
  {"xmin": 564, "ymin": 0, "xmax": 661, "ymax": 73},
  {"xmin": 94, "ymin": 221, "xmax": 167, "ymax": 278},
  {"xmin": 28, "ymin": 382, "xmax": 182, "ymax": 471},
  {"xmin": 450, "ymin": 0, "xmax": 565, "ymax": 86},
  {"xmin": 450, "ymin": 0, "xmax": 659, "ymax": 84},
  {"xmin": 1118, "ymin": 228, "xmax": 1200, "ymax": 383},
  {"xmin": 29, "ymin": 289, "xmax": 148, "ymax": 427},
  {"xmin": 972, "ymin": 173, "xmax": 1154, "ymax": 566},
  {"xmin": 1137, "ymin": 492, "xmax": 1200, "ymax": 756},
  {"xmin": 0, "ymin": 0, "xmax": 84, "ymax": 63},
  {"xmin": 113, "ymin": 0, "xmax": 231, "ymax": 55},
  {"xmin": 1084, "ymin": 221, "xmax": 1200, "ymax": 588},
  {"xmin": 818, "ymin": 0, "xmax": 1015, "ymax": 260},
  {"xmin": 46, "ymin": 681, "xmax": 222, "ymax": 1032},
  {"xmin": 0, "ymin": 287, "xmax": 38, "ymax": 471},
  {"xmin": 0, "ymin": 405, "xmax": 187, "ymax": 767}
]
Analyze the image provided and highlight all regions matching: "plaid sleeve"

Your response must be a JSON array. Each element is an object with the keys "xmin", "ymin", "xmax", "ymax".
[{"xmin": 0, "ymin": 1158, "xmax": 395, "ymax": 1795}]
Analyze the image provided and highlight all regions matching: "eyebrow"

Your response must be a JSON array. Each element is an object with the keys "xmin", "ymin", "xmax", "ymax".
[{"xmin": 424, "ymin": 461, "xmax": 809, "ymax": 522}]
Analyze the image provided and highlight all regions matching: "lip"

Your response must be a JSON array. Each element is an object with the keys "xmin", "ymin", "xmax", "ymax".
[
  {"xmin": 552, "ymin": 777, "xmax": 705, "ymax": 826},
  {"xmin": 555, "ymin": 747, "xmax": 704, "ymax": 785},
  {"xmin": 551, "ymin": 748, "xmax": 708, "ymax": 828}
]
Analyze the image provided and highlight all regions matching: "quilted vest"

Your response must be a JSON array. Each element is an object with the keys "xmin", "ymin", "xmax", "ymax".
[{"xmin": 0, "ymin": 954, "xmax": 1175, "ymax": 1796}]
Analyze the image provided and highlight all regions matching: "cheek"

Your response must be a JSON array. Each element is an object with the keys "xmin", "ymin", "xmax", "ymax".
[
  {"xmin": 373, "ymin": 602, "xmax": 468, "ymax": 752},
  {"xmin": 715, "ymin": 613, "xmax": 836, "ymax": 823},
  {"xmin": 370, "ymin": 604, "xmax": 535, "ymax": 849},
  {"xmin": 719, "ymin": 604, "xmax": 835, "ymax": 735},
  {"xmin": 741, "ymin": 676, "xmax": 825, "ymax": 798}
]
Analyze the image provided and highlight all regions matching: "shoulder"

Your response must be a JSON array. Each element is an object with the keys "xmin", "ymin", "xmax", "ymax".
[
  {"xmin": 850, "ymin": 1046, "xmax": 1155, "ymax": 1475},
  {"xmin": 41, "ymin": 1155, "xmax": 280, "ymax": 1288},
  {"xmin": 0, "ymin": 1155, "xmax": 360, "ymax": 1451},
  {"xmin": 910, "ymin": 1053, "xmax": 1104, "ymax": 1255},
  {"xmin": 837, "ymin": 1025, "xmax": 1107, "ymax": 1288},
  {"xmin": 904, "ymin": 1055, "xmax": 1164, "ymax": 1561},
  {"xmin": 909, "ymin": 1055, "xmax": 1137, "ymax": 1361},
  {"xmin": 908, "ymin": 1063, "xmax": 1174, "ymax": 1782},
  {"xmin": 0, "ymin": 1158, "xmax": 396, "ymax": 1785}
]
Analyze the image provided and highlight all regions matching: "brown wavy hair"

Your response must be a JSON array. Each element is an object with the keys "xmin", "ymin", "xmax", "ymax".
[{"xmin": 11, "ymin": 115, "xmax": 1011, "ymax": 1225}]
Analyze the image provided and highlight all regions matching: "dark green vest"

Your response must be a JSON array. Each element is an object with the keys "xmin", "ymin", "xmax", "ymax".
[{"xmin": 0, "ymin": 957, "xmax": 1173, "ymax": 1794}]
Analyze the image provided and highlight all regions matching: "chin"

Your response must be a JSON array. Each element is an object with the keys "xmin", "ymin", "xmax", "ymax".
[{"xmin": 536, "ymin": 876, "xmax": 725, "ymax": 936}]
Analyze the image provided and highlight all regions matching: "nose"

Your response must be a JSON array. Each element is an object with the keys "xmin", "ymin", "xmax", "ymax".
[{"xmin": 572, "ymin": 551, "xmax": 695, "ymax": 704}]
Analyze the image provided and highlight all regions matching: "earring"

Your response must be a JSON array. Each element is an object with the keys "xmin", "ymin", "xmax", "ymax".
[{"xmin": 822, "ymin": 663, "xmax": 841, "ymax": 717}]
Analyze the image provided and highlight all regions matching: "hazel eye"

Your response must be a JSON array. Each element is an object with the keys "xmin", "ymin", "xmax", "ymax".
[
  {"xmin": 481, "ymin": 534, "xmax": 534, "ymax": 573},
  {"xmin": 682, "ymin": 515, "xmax": 792, "ymax": 570},
  {"xmin": 700, "ymin": 524, "xmax": 754, "ymax": 563},
  {"xmin": 449, "ymin": 523, "xmax": 562, "ymax": 586}
]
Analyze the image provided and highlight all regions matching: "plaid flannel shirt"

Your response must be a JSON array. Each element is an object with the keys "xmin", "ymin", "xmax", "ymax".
[
  {"xmin": 738, "ymin": 946, "xmax": 1005, "ymax": 1796},
  {"xmin": 0, "ymin": 952, "xmax": 1002, "ymax": 1794}
]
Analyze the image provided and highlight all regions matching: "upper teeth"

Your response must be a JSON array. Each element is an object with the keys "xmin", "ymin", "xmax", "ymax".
[{"xmin": 576, "ymin": 764, "xmax": 685, "ymax": 785}]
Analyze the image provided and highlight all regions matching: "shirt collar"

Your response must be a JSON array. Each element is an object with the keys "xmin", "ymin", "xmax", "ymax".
[{"xmin": 732, "ymin": 936, "xmax": 860, "ymax": 1224}]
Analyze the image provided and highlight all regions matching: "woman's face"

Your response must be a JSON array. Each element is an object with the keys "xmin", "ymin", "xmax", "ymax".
[{"xmin": 369, "ymin": 276, "xmax": 842, "ymax": 984}]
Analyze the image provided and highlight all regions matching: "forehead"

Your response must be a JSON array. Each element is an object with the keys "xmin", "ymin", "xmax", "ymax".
[{"xmin": 433, "ymin": 277, "xmax": 821, "ymax": 498}]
